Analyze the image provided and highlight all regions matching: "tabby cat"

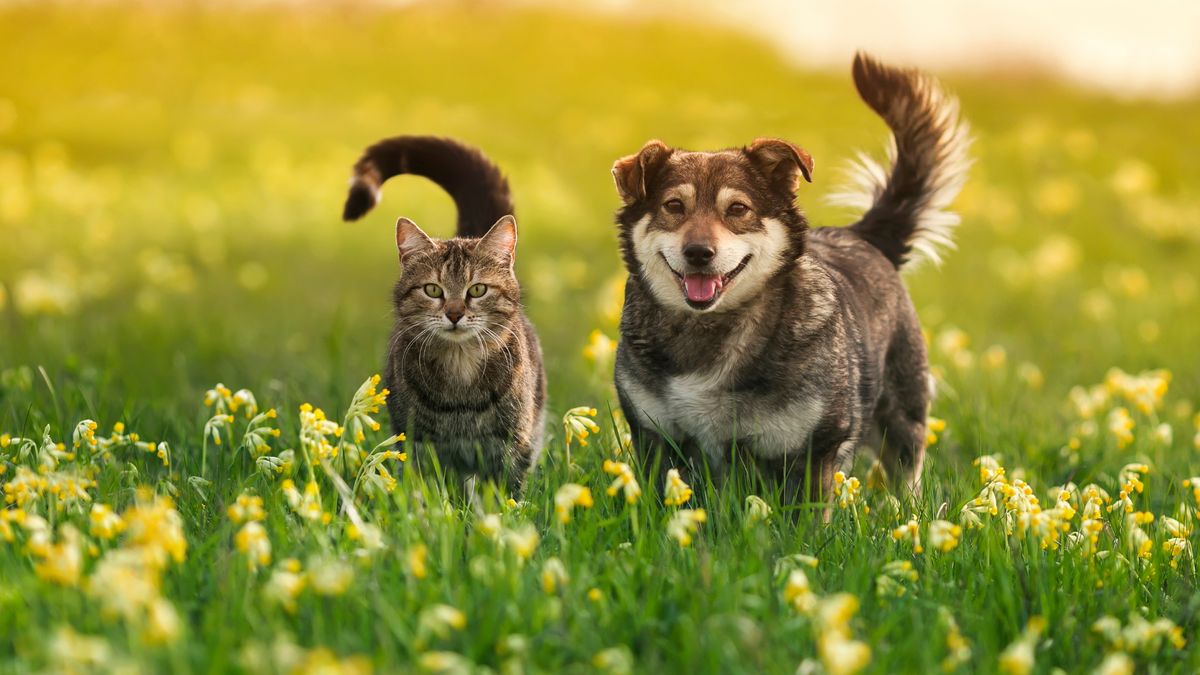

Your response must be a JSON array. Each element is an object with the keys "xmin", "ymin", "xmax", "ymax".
[{"xmin": 343, "ymin": 136, "xmax": 546, "ymax": 494}]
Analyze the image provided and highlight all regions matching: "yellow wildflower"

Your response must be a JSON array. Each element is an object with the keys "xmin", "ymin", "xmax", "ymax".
[
  {"xmin": 563, "ymin": 407, "xmax": 600, "ymax": 447},
  {"xmin": 33, "ymin": 524, "xmax": 82, "ymax": 587},
  {"xmin": 553, "ymin": 483, "xmax": 594, "ymax": 523},
  {"xmin": 583, "ymin": 329, "xmax": 617, "ymax": 365},
  {"xmin": 926, "ymin": 416, "xmax": 946, "ymax": 444},
  {"xmin": 929, "ymin": 520, "xmax": 962, "ymax": 552},
  {"xmin": 666, "ymin": 509, "xmax": 707, "ymax": 547},
  {"xmin": 307, "ymin": 557, "xmax": 353, "ymax": 596},
  {"xmin": 264, "ymin": 561, "xmax": 307, "ymax": 613},
  {"xmin": 228, "ymin": 493, "xmax": 266, "ymax": 523},
  {"xmin": 892, "ymin": 515, "xmax": 923, "ymax": 554},
  {"xmin": 663, "ymin": 469, "xmax": 693, "ymax": 506},
  {"xmin": 745, "ymin": 495, "xmax": 771, "ymax": 525},
  {"xmin": 419, "ymin": 604, "xmax": 467, "ymax": 638},
  {"xmin": 89, "ymin": 503, "xmax": 125, "ymax": 540},
  {"xmin": 235, "ymin": 521, "xmax": 272, "ymax": 571},
  {"xmin": 1107, "ymin": 407, "xmax": 1134, "ymax": 448},
  {"xmin": 603, "ymin": 460, "xmax": 641, "ymax": 504},
  {"xmin": 144, "ymin": 597, "xmax": 182, "ymax": 644},
  {"xmin": 783, "ymin": 569, "xmax": 817, "ymax": 615},
  {"xmin": 541, "ymin": 557, "xmax": 568, "ymax": 594},
  {"xmin": 504, "ymin": 525, "xmax": 540, "ymax": 563},
  {"xmin": 123, "ymin": 493, "xmax": 187, "ymax": 567},
  {"xmin": 408, "ymin": 544, "xmax": 428, "ymax": 579},
  {"xmin": 998, "ymin": 616, "xmax": 1045, "ymax": 675},
  {"xmin": 833, "ymin": 472, "xmax": 862, "ymax": 509}
]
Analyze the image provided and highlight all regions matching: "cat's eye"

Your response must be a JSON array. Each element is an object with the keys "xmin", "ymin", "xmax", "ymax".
[
  {"xmin": 468, "ymin": 283, "xmax": 487, "ymax": 298},
  {"xmin": 664, "ymin": 199, "xmax": 684, "ymax": 213},
  {"xmin": 424, "ymin": 284, "xmax": 443, "ymax": 298},
  {"xmin": 729, "ymin": 202, "xmax": 748, "ymax": 215}
]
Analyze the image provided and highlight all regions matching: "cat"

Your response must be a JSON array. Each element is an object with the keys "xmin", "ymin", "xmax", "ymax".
[{"xmin": 343, "ymin": 136, "xmax": 546, "ymax": 494}]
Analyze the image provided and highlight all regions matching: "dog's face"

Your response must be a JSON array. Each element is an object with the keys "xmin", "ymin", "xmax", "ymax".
[{"xmin": 612, "ymin": 139, "xmax": 812, "ymax": 313}]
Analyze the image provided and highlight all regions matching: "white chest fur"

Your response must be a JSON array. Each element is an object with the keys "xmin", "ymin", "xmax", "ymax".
[{"xmin": 619, "ymin": 362, "xmax": 826, "ymax": 462}]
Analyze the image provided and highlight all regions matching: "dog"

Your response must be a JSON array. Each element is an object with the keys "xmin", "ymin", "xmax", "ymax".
[{"xmin": 609, "ymin": 53, "xmax": 971, "ymax": 502}]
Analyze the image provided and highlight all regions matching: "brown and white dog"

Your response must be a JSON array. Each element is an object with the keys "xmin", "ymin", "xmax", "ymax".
[{"xmin": 609, "ymin": 54, "xmax": 971, "ymax": 502}]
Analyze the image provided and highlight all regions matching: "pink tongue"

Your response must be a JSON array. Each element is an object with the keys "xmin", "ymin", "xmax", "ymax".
[{"xmin": 683, "ymin": 274, "xmax": 721, "ymax": 302}]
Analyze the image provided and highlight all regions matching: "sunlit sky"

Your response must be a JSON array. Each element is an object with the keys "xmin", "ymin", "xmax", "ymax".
[{"xmin": 527, "ymin": 0, "xmax": 1200, "ymax": 99}]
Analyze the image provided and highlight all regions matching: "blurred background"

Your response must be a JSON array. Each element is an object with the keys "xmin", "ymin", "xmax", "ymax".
[{"xmin": 0, "ymin": 0, "xmax": 1197, "ymax": 441}]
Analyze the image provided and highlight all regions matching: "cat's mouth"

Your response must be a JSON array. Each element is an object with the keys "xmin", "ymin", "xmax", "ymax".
[{"xmin": 663, "ymin": 253, "xmax": 752, "ymax": 310}]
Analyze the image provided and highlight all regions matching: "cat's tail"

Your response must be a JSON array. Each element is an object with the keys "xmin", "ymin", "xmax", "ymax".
[
  {"xmin": 342, "ymin": 135, "xmax": 514, "ymax": 238},
  {"xmin": 837, "ymin": 53, "xmax": 972, "ymax": 271}
]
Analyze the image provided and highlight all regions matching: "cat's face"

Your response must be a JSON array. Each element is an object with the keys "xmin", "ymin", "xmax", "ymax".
[{"xmin": 392, "ymin": 216, "xmax": 521, "ymax": 347}]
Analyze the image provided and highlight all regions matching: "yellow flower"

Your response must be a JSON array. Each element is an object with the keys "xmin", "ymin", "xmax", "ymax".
[
  {"xmin": 503, "ymin": 525, "xmax": 540, "ymax": 563},
  {"xmin": 227, "ymin": 493, "xmax": 266, "ymax": 523},
  {"xmin": 123, "ymin": 493, "xmax": 188, "ymax": 567},
  {"xmin": 419, "ymin": 604, "xmax": 467, "ymax": 638},
  {"xmin": 583, "ymin": 329, "xmax": 617, "ymax": 365},
  {"xmin": 144, "ymin": 597, "xmax": 182, "ymax": 644},
  {"xmin": 819, "ymin": 630, "xmax": 871, "ymax": 675},
  {"xmin": 973, "ymin": 455, "xmax": 1005, "ymax": 484},
  {"xmin": 33, "ymin": 524, "xmax": 82, "ymax": 587},
  {"xmin": 664, "ymin": 469, "xmax": 693, "ymax": 506},
  {"xmin": 593, "ymin": 646, "xmax": 633, "ymax": 675},
  {"xmin": 1163, "ymin": 537, "xmax": 1192, "ymax": 569},
  {"xmin": 1094, "ymin": 653, "xmax": 1134, "ymax": 675},
  {"xmin": 588, "ymin": 588, "xmax": 603, "ymax": 602},
  {"xmin": 833, "ymin": 472, "xmax": 862, "ymax": 509},
  {"xmin": 408, "ymin": 544, "xmax": 428, "ymax": 579},
  {"xmin": 1107, "ymin": 407, "xmax": 1134, "ymax": 448},
  {"xmin": 892, "ymin": 516, "xmax": 923, "ymax": 554},
  {"xmin": 666, "ymin": 509, "xmax": 706, "ymax": 547},
  {"xmin": 553, "ymin": 483, "xmax": 594, "ymax": 524},
  {"xmin": 563, "ymin": 407, "xmax": 600, "ymax": 447},
  {"xmin": 926, "ymin": 416, "xmax": 947, "ymax": 444},
  {"xmin": 744, "ymin": 495, "xmax": 771, "ymax": 525},
  {"xmin": 982, "ymin": 345, "xmax": 1007, "ymax": 370},
  {"xmin": 89, "ymin": 503, "xmax": 125, "ymax": 540},
  {"xmin": 235, "ymin": 521, "xmax": 272, "ymax": 571},
  {"xmin": 783, "ymin": 569, "xmax": 817, "ymax": 615},
  {"xmin": 1118, "ymin": 463, "xmax": 1148, "ymax": 494},
  {"xmin": 930, "ymin": 520, "xmax": 962, "ymax": 553},
  {"xmin": 603, "ymin": 460, "xmax": 641, "ymax": 504},
  {"xmin": 998, "ymin": 616, "xmax": 1045, "ymax": 675},
  {"xmin": 541, "ymin": 557, "xmax": 568, "ymax": 594},
  {"xmin": 264, "ymin": 562, "xmax": 307, "ymax": 613},
  {"xmin": 307, "ymin": 556, "xmax": 353, "ymax": 596}
]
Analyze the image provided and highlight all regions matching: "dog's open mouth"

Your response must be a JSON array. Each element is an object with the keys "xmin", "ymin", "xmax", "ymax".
[{"xmin": 664, "ymin": 254, "xmax": 751, "ymax": 309}]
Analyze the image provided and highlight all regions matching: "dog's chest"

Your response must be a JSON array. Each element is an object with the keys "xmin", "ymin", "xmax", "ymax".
[{"xmin": 622, "ymin": 358, "xmax": 825, "ymax": 460}]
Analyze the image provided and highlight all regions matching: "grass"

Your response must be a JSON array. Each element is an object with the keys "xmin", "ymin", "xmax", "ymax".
[{"xmin": 2, "ymin": 3, "xmax": 1200, "ymax": 674}]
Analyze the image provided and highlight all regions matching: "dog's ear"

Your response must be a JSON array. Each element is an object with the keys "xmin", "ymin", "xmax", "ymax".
[
  {"xmin": 396, "ymin": 217, "xmax": 436, "ymax": 264},
  {"xmin": 612, "ymin": 140, "xmax": 672, "ymax": 205},
  {"xmin": 746, "ymin": 138, "xmax": 814, "ymax": 193},
  {"xmin": 477, "ymin": 215, "xmax": 518, "ymax": 265}
]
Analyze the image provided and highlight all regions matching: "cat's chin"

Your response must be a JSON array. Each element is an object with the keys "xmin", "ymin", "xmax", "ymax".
[{"xmin": 437, "ymin": 327, "xmax": 478, "ymax": 344}]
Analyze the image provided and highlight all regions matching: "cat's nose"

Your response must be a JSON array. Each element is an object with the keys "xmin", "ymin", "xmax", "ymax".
[{"xmin": 445, "ymin": 309, "xmax": 464, "ymax": 325}]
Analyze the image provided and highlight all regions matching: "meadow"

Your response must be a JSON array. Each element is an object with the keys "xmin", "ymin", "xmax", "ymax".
[{"xmin": 2, "ymin": 3, "xmax": 1200, "ymax": 674}]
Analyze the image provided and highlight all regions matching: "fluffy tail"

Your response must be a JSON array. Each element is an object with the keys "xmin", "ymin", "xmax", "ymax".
[
  {"xmin": 836, "ymin": 53, "xmax": 972, "ymax": 270},
  {"xmin": 342, "ymin": 135, "xmax": 514, "ymax": 238}
]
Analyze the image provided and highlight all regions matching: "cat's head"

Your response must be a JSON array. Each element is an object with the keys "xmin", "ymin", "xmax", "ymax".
[{"xmin": 392, "ymin": 215, "xmax": 521, "ymax": 346}]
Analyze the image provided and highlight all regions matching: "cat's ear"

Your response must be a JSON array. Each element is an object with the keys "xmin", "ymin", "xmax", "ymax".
[
  {"xmin": 477, "ymin": 215, "xmax": 517, "ymax": 264},
  {"xmin": 396, "ymin": 217, "xmax": 435, "ymax": 264}
]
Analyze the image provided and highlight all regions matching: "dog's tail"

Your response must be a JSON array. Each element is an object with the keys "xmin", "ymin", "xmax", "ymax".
[
  {"xmin": 342, "ymin": 135, "xmax": 514, "ymax": 238},
  {"xmin": 836, "ymin": 53, "xmax": 972, "ymax": 270}
]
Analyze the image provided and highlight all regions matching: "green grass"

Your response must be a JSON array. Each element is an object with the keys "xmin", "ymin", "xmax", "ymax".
[{"xmin": 2, "ymin": 3, "xmax": 1200, "ymax": 674}]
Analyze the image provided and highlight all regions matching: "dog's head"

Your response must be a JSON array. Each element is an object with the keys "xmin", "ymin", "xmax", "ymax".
[{"xmin": 611, "ymin": 138, "xmax": 812, "ymax": 313}]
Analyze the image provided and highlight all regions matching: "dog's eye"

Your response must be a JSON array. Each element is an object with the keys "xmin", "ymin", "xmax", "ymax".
[
  {"xmin": 467, "ymin": 283, "xmax": 487, "ymax": 298},
  {"xmin": 728, "ymin": 202, "xmax": 748, "ymax": 215},
  {"xmin": 424, "ymin": 284, "xmax": 443, "ymax": 298},
  {"xmin": 664, "ymin": 199, "xmax": 684, "ymax": 213}
]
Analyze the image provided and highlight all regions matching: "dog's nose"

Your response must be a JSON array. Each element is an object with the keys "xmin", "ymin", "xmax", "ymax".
[
  {"xmin": 446, "ymin": 309, "xmax": 464, "ymax": 325},
  {"xmin": 683, "ymin": 244, "xmax": 715, "ymax": 267}
]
